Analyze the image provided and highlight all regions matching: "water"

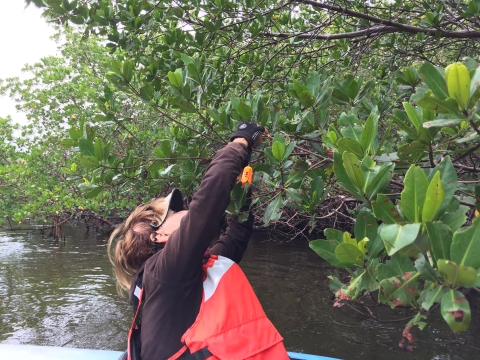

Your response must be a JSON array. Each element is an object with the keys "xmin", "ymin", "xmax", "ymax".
[{"xmin": 0, "ymin": 224, "xmax": 478, "ymax": 359}]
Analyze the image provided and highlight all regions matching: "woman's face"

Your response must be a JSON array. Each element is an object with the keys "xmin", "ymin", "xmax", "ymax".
[{"xmin": 151, "ymin": 210, "xmax": 188, "ymax": 244}]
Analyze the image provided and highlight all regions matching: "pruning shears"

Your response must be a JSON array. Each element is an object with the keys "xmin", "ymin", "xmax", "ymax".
[{"xmin": 241, "ymin": 166, "xmax": 253, "ymax": 187}]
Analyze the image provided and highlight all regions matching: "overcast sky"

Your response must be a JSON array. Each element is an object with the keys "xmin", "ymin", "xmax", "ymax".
[{"xmin": 0, "ymin": 1, "xmax": 58, "ymax": 123}]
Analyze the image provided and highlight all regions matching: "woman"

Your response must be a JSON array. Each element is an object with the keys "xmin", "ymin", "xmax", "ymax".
[{"xmin": 108, "ymin": 122, "xmax": 289, "ymax": 360}]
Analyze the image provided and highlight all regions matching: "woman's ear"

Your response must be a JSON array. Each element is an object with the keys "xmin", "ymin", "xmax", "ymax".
[{"xmin": 150, "ymin": 233, "xmax": 157, "ymax": 242}]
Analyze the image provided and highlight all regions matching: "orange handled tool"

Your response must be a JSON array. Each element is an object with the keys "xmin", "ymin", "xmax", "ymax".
[{"xmin": 241, "ymin": 166, "xmax": 253, "ymax": 187}]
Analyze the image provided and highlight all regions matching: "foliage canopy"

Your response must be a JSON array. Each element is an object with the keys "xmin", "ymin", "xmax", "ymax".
[{"xmin": 1, "ymin": 0, "xmax": 479, "ymax": 348}]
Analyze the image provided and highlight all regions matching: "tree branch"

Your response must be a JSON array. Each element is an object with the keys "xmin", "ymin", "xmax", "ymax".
[
  {"xmin": 297, "ymin": 0, "xmax": 480, "ymax": 38},
  {"xmin": 261, "ymin": 24, "xmax": 480, "ymax": 41}
]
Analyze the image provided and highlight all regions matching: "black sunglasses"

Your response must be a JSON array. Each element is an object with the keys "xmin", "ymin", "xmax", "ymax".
[
  {"xmin": 149, "ymin": 220, "xmax": 162, "ymax": 231},
  {"xmin": 149, "ymin": 216, "xmax": 167, "ymax": 254}
]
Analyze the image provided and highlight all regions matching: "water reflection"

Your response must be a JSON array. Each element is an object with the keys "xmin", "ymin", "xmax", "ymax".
[
  {"xmin": 0, "ymin": 224, "xmax": 478, "ymax": 359},
  {"xmin": 0, "ymin": 226, "xmax": 130, "ymax": 350}
]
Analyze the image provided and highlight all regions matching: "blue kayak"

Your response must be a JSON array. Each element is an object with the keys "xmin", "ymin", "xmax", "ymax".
[
  {"xmin": 0, "ymin": 344, "xmax": 339, "ymax": 359},
  {"xmin": 289, "ymin": 350, "xmax": 339, "ymax": 360}
]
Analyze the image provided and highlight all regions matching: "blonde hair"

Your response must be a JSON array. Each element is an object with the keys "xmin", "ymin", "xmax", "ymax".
[{"xmin": 107, "ymin": 197, "xmax": 167, "ymax": 295}]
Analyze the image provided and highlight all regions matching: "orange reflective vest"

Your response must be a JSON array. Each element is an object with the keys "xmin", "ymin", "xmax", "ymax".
[{"xmin": 128, "ymin": 254, "xmax": 289, "ymax": 360}]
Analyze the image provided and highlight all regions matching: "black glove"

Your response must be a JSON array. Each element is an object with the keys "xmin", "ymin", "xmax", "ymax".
[
  {"xmin": 230, "ymin": 122, "xmax": 265, "ymax": 148},
  {"xmin": 230, "ymin": 122, "xmax": 265, "ymax": 166}
]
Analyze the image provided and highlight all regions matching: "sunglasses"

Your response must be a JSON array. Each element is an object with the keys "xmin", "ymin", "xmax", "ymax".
[{"xmin": 149, "ymin": 219, "xmax": 165, "ymax": 254}]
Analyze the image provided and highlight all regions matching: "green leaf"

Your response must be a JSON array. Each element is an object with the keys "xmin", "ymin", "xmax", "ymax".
[
  {"xmin": 168, "ymin": 71, "xmax": 182, "ymax": 87},
  {"xmin": 310, "ymin": 176, "xmax": 324, "ymax": 205},
  {"xmin": 343, "ymin": 232, "xmax": 357, "ymax": 246},
  {"xmin": 283, "ymin": 142, "xmax": 296, "ymax": 160},
  {"xmin": 357, "ymin": 238, "xmax": 369, "ymax": 256},
  {"xmin": 347, "ymin": 79, "xmax": 359, "ymax": 100},
  {"xmin": 422, "ymin": 172, "xmax": 445, "ymax": 223},
  {"xmin": 380, "ymin": 223, "xmax": 421, "ymax": 256},
  {"xmin": 391, "ymin": 111, "xmax": 418, "ymax": 139},
  {"xmin": 335, "ymin": 243, "xmax": 364, "ymax": 267},
  {"xmin": 469, "ymin": 66, "xmax": 480, "ymax": 104},
  {"xmin": 425, "ymin": 221, "xmax": 453, "ymax": 264},
  {"xmin": 161, "ymin": 140, "xmax": 172, "ymax": 158},
  {"xmin": 60, "ymin": 138, "xmax": 77, "ymax": 148},
  {"xmin": 423, "ymin": 118, "xmax": 464, "ymax": 128},
  {"xmin": 298, "ymin": 90, "xmax": 315, "ymax": 108},
  {"xmin": 93, "ymin": 138, "xmax": 105, "ymax": 162},
  {"xmin": 414, "ymin": 254, "xmax": 438, "ymax": 282},
  {"xmin": 446, "ymin": 63, "xmax": 470, "ymax": 110},
  {"xmin": 401, "ymin": 165, "xmax": 429, "ymax": 223},
  {"xmin": 377, "ymin": 254, "xmax": 416, "ymax": 281},
  {"xmin": 360, "ymin": 113, "xmax": 375, "ymax": 153},
  {"xmin": 78, "ymin": 138, "xmax": 95, "ymax": 157},
  {"xmin": 339, "ymin": 112, "xmax": 362, "ymax": 141},
  {"xmin": 153, "ymin": 147, "xmax": 165, "ymax": 158},
  {"xmin": 440, "ymin": 202, "xmax": 468, "ymax": 232},
  {"xmin": 309, "ymin": 240, "xmax": 351, "ymax": 268},
  {"xmin": 417, "ymin": 90, "xmax": 460, "ymax": 114},
  {"xmin": 70, "ymin": 15, "xmax": 85, "ymax": 25},
  {"xmin": 468, "ymin": 1, "xmax": 480, "ymax": 14},
  {"xmin": 153, "ymin": 139, "xmax": 172, "ymax": 158},
  {"xmin": 362, "ymin": 263, "xmax": 379, "ymax": 292},
  {"xmin": 140, "ymin": 83, "xmax": 154, "ymax": 102},
  {"xmin": 421, "ymin": 286, "xmax": 447, "ymax": 311},
  {"xmin": 272, "ymin": 133, "xmax": 286, "ymax": 146},
  {"xmin": 342, "ymin": 152, "xmax": 364, "ymax": 191},
  {"xmin": 122, "ymin": 60, "xmax": 133, "ymax": 82},
  {"xmin": 437, "ymin": 259, "xmax": 477, "ymax": 287},
  {"xmin": 78, "ymin": 156, "xmax": 99, "ymax": 169},
  {"xmin": 343, "ymin": 271, "xmax": 366, "ymax": 300},
  {"xmin": 428, "ymin": 156, "xmax": 457, "ymax": 218},
  {"xmin": 379, "ymin": 272, "xmax": 420, "ymax": 308},
  {"xmin": 272, "ymin": 141, "xmax": 285, "ymax": 161},
  {"xmin": 187, "ymin": 63, "xmax": 199, "ymax": 81},
  {"xmin": 85, "ymin": 185, "xmax": 104, "ymax": 199},
  {"xmin": 333, "ymin": 152, "xmax": 364, "ymax": 201},
  {"xmin": 450, "ymin": 216, "xmax": 480, "ymax": 268},
  {"xmin": 476, "ymin": 185, "xmax": 480, "ymax": 212},
  {"xmin": 372, "ymin": 194, "xmax": 403, "ymax": 224},
  {"xmin": 455, "ymin": 131, "xmax": 480, "ymax": 144},
  {"xmin": 356, "ymin": 79, "xmax": 375, "ymax": 101},
  {"xmin": 365, "ymin": 163, "xmax": 395, "ymax": 199},
  {"xmin": 354, "ymin": 209, "xmax": 377, "ymax": 243},
  {"xmin": 285, "ymin": 161, "xmax": 308, "ymax": 185},
  {"xmin": 180, "ymin": 53, "xmax": 194, "ymax": 65},
  {"xmin": 397, "ymin": 233, "xmax": 429, "ymax": 258},
  {"xmin": 332, "ymin": 87, "xmax": 349, "ymax": 104},
  {"xmin": 93, "ymin": 114, "xmax": 111, "ymax": 122},
  {"xmin": 397, "ymin": 141, "xmax": 428, "ymax": 163},
  {"xmin": 68, "ymin": 127, "xmax": 82, "ymax": 140},
  {"xmin": 403, "ymin": 102, "xmax": 422, "ymax": 130},
  {"xmin": 235, "ymin": 99, "xmax": 253, "ymax": 120},
  {"xmin": 419, "ymin": 62, "xmax": 448, "ymax": 100},
  {"xmin": 441, "ymin": 290, "xmax": 471, "ymax": 332},
  {"xmin": 367, "ymin": 233, "xmax": 385, "ymax": 259},
  {"xmin": 324, "ymin": 228, "xmax": 344, "ymax": 245},
  {"xmin": 78, "ymin": 183, "xmax": 104, "ymax": 199},
  {"xmin": 336, "ymin": 138, "xmax": 363, "ymax": 158},
  {"xmin": 264, "ymin": 147, "xmax": 280, "ymax": 165},
  {"xmin": 263, "ymin": 196, "xmax": 283, "ymax": 226},
  {"xmin": 475, "ymin": 268, "xmax": 480, "ymax": 287},
  {"xmin": 206, "ymin": 108, "xmax": 220, "ymax": 124}
]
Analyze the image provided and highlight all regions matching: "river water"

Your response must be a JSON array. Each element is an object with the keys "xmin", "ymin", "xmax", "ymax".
[{"xmin": 0, "ymin": 224, "xmax": 478, "ymax": 359}]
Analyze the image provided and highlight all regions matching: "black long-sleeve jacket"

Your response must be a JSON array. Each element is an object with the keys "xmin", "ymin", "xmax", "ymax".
[{"xmin": 129, "ymin": 142, "xmax": 254, "ymax": 360}]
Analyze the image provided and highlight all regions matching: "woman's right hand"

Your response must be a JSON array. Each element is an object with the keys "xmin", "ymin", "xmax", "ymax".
[{"xmin": 230, "ymin": 122, "xmax": 266, "ymax": 149}]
